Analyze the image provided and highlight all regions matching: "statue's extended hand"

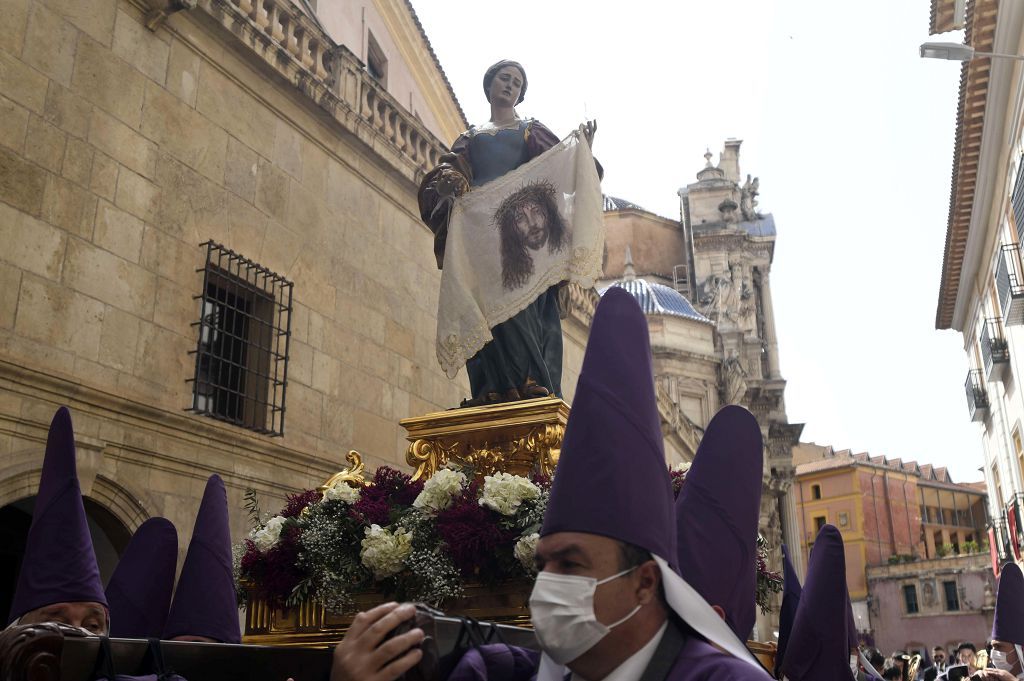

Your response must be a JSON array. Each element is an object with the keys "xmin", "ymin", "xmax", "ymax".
[{"xmin": 583, "ymin": 119, "xmax": 597, "ymax": 147}]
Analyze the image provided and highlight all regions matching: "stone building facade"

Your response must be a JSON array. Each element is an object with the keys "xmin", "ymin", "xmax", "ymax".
[
  {"xmin": 793, "ymin": 442, "xmax": 989, "ymax": 649},
  {"xmin": 928, "ymin": 0, "xmax": 1024, "ymax": 571},
  {"xmin": 0, "ymin": 0, "xmax": 499, "ymax": 610},
  {"xmin": 598, "ymin": 141, "xmax": 803, "ymax": 641}
]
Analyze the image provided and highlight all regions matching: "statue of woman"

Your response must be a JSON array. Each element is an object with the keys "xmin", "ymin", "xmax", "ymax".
[{"xmin": 418, "ymin": 60, "xmax": 597, "ymax": 407}]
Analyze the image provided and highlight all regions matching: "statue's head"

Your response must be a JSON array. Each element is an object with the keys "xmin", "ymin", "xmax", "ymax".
[{"xmin": 483, "ymin": 60, "xmax": 527, "ymax": 105}]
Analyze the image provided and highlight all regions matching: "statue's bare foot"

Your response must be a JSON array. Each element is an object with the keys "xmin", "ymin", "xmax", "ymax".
[{"xmin": 521, "ymin": 378, "xmax": 550, "ymax": 399}]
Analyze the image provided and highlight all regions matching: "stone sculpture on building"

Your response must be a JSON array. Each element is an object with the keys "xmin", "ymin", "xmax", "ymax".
[{"xmin": 597, "ymin": 140, "xmax": 803, "ymax": 641}]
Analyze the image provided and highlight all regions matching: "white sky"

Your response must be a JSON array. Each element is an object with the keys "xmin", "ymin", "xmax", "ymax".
[{"xmin": 412, "ymin": 0, "xmax": 983, "ymax": 482}]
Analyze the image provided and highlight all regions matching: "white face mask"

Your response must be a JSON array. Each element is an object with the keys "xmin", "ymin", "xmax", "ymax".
[
  {"xmin": 529, "ymin": 566, "xmax": 642, "ymax": 665},
  {"xmin": 991, "ymin": 645, "xmax": 1024, "ymax": 678}
]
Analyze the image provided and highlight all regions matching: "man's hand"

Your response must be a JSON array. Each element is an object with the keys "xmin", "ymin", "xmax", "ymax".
[
  {"xmin": 583, "ymin": 120, "xmax": 597, "ymax": 147},
  {"xmin": 330, "ymin": 602, "xmax": 425, "ymax": 681},
  {"xmin": 971, "ymin": 669, "xmax": 1017, "ymax": 680}
]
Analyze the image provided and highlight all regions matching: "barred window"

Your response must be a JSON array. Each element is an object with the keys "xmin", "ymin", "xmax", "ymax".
[{"xmin": 187, "ymin": 242, "xmax": 293, "ymax": 435}]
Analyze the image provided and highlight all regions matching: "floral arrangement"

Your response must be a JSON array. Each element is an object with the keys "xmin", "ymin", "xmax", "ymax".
[
  {"xmin": 237, "ymin": 460, "xmax": 783, "ymax": 615},
  {"xmin": 236, "ymin": 465, "xmax": 548, "ymax": 611}
]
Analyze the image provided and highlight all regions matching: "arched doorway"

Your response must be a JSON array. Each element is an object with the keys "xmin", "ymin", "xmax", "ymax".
[{"xmin": 0, "ymin": 496, "xmax": 131, "ymax": 621}]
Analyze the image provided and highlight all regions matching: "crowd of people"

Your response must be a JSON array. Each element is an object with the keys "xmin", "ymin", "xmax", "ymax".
[
  {"xmin": 848, "ymin": 642, "xmax": 996, "ymax": 680},
  {"xmin": 7, "ymin": 289, "xmax": 1024, "ymax": 681}
]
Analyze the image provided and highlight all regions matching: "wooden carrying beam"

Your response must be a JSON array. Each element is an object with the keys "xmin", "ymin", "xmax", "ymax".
[{"xmin": 0, "ymin": 616, "xmax": 540, "ymax": 681}]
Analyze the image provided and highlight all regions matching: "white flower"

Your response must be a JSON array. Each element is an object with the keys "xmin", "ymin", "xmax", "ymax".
[
  {"xmin": 672, "ymin": 462, "xmax": 691, "ymax": 474},
  {"xmin": 412, "ymin": 467, "xmax": 466, "ymax": 513},
  {"xmin": 479, "ymin": 472, "xmax": 540, "ymax": 516},
  {"xmin": 250, "ymin": 515, "xmax": 287, "ymax": 552},
  {"xmin": 514, "ymin": 533, "xmax": 540, "ymax": 572},
  {"xmin": 360, "ymin": 524, "xmax": 413, "ymax": 580},
  {"xmin": 322, "ymin": 481, "xmax": 361, "ymax": 504}
]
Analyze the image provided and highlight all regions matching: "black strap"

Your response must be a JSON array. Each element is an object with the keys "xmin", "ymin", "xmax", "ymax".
[
  {"xmin": 92, "ymin": 636, "xmax": 117, "ymax": 681},
  {"xmin": 146, "ymin": 638, "xmax": 168, "ymax": 676}
]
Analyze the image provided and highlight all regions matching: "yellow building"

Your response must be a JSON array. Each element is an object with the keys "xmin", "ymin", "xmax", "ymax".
[{"xmin": 794, "ymin": 443, "xmax": 988, "ymax": 649}]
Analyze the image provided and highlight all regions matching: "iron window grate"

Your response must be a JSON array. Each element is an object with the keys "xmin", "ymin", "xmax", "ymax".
[{"xmin": 186, "ymin": 241, "xmax": 293, "ymax": 436}]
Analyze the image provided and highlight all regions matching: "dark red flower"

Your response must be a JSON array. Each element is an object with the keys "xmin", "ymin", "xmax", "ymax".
[
  {"xmin": 349, "ymin": 467, "xmax": 423, "ymax": 525},
  {"xmin": 435, "ymin": 485, "xmax": 511, "ymax": 578},
  {"xmin": 281, "ymin": 489, "xmax": 320, "ymax": 518},
  {"xmin": 670, "ymin": 468, "xmax": 688, "ymax": 498},
  {"xmin": 351, "ymin": 495, "xmax": 392, "ymax": 526},
  {"xmin": 251, "ymin": 526, "xmax": 304, "ymax": 605}
]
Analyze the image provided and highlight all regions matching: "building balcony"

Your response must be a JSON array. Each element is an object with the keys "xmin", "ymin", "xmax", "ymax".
[
  {"xmin": 965, "ymin": 369, "xmax": 990, "ymax": 422},
  {"xmin": 981, "ymin": 318, "xmax": 1010, "ymax": 382},
  {"xmin": 996, "ymin": 244, "xmax": 1024, "ymax": 325}
]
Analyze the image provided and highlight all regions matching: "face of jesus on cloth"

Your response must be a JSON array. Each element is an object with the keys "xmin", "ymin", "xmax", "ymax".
[
  {"xmin": 532, "ymin": 531, "xmax": 669, "ymax": 681},
  {"xmin": 19, "ymin": 601, "xmax": 108, "ymax": 635},
  {"xmin": 513, "ymin": 200, "xmax": 550, "ymax": 251}
]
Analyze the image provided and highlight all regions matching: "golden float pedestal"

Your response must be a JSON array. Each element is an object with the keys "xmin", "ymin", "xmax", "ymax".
[
  {"xmin": 242, "ymin": 398, "xmax": 567, "ymax": 647},
  {"xmin": 401, "ymin": 396, "xmax": 569, "ymax": 481}
]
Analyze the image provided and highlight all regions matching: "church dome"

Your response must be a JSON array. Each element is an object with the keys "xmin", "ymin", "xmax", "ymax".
[{"xmin": 600, "ymin": 278, "xmax": 710, "ymax": 324}]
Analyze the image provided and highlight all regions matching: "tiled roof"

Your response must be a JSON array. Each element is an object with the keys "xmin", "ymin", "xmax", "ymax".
[
  {"xmin": 603, "ymin": 195, "xmax": 650, "ymax": 213},
  {"xmin": 601, "ymin": 279, "xmax": 711, "ymax": 323}
]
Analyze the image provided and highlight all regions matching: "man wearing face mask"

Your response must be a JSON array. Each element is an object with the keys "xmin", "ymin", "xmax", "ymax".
[
  {"xmin": 527, "ymin": 288, "xmax": 770, "ymax": 681},
  {"xmin": 973, "ymin": 563, "xmax": 1024, "ymax": 680}
]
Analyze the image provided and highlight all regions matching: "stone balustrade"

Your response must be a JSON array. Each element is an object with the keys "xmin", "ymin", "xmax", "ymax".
[{"xmin": 176, "ymin": 0, "xmax": 448, "ymax": 181}]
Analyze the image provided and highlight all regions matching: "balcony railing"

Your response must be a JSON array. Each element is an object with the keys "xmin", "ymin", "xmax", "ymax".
[
  {"xmin": 181, "ymin": 0, "xmax": 448, "ymax": 183},
  {"xmin": 965, "ymin": 369, "xmax": 990, "ymax": 422},
  {"xmin": 981, "ymin": 317, "xmax": 1010, "ymax": 382},
  {"xmin": 996, "ymin": 244, "xmax": 1024, "ymax": 325}
]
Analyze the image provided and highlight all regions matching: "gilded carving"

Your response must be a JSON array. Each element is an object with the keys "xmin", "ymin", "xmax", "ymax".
[
  {"xmin": 401, "ymin": 397, "xmax": 569, "ymax": 482},
  {"xmin": 320, "ymin": 450, "xmax": 368, "ymax": 490}
]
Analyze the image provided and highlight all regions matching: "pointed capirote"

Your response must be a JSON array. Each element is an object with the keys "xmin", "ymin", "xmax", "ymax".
[
  {"xmin": 8, "ymin": 407, "xmax": 107, "ymax": 624},
  {"xmin": 675, "ymin": 404, "xmax": 763, "ymax": 639},
  {"xmin": 106, "ymin": 517, "xmax": 178, "ymax": 638},
  {"xmin": 780, "ymin": 525, "xmax": 851, "ymax": 681},
  {"xmin": 774, "ymin": 543, "xmax": 801, "ymax": 678},
  {"xmin": 541, "ymin": 286, "xmax": 675, "ymax": 563},
  {"xmin": 163, "ymin": 474, "xmax": 240, "ymax": 643},
  {"xmin": 993, "ymin": 562, "xmax": 1024, "ymax": 646}
]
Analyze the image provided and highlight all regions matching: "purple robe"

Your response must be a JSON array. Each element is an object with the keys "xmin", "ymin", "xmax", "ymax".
[{"xmin": 447, "ymin": 622, "xmax": 773, "ymax": 681}]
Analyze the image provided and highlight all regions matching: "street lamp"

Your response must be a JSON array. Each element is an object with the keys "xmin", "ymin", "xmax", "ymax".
[{"xmin": 920, "ymin": 41, "xmax": 1024, "ymax": 62}]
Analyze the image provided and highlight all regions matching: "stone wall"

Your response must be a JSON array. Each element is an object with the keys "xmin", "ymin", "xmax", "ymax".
[{"xmin": 0, "ymin": 0, "xmax": 491, "ymax": 560}]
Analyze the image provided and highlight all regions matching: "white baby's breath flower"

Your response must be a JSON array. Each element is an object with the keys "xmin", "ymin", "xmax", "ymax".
[
  {"xmin": 672, "ymin": 462, "xmax": 692, "ymax": 474},
  {"xmin": 514, "ymin": 533, "xmax": 540, "ymax": 572},
  {"xmin": 479, "ymin": 472, "xmax": 540, "ymax": 516},
  {"xmin": 250, "ymin": 515, "xmax": 287, "ymax": 552},
  {"xmin": 412, "ymin": 467, "xmax": 466, "ymax": 513},
  {"xmin": 322, "ymin": 481, "xmax": 361, "ymax": 504},
  {"xmin": 360, "ymin": 524, "xmax": 413, "ymax": 580}
]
